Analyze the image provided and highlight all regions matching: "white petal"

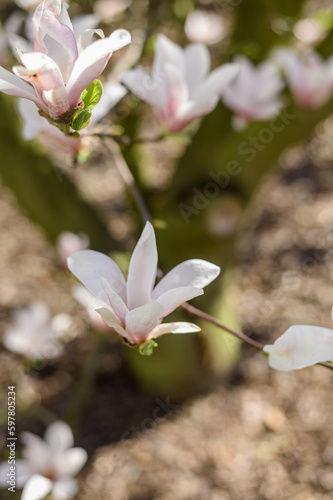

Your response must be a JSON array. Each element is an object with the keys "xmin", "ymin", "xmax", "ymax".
[
  {"xmin": 149, "ymin": 321, "xmax": 201, "ymax": 339},
  {"xmin": 57, "ymin": 448, "xmax": 87, "ymax": 476},
  {"xmin": 68, "ymin": 250, "xmax": 126, "ymax": 304},
  {"xmin": 126, "ymin": 222, "xmax": 158, "ymax": 310},
  {"xmin": 125, "ymin": 301, "xmax": 164, "ymax": 344},
  {"xmin": 42, "ymin": 85, "xmax": 70, "ymax": 120},
  {"xmin": 196, "ymin": 63, "xmax": 239, "ymax": 98},
  {"xmin": 101, "ymin": 277, "xmax": 128, "ymax": 322},
  {"xmin": 152, "ymin": 34, "xmax": 185, "ymax": 80},
  {"xmin": 156, "ymin": 286, "xmax": 203, "ymax": 318},
  {"xmin": 0, "ymin": 459, "xmax": 34, "ymax": 487},
  {"xmin": 21, "ymin": 432, "xmax": 52, "ymax": 470},
  {"xmin": 44, "ymin": 421, "xmax": 73, "ymax": 453},
  {"xmin": 264, "ymin": 325, "xmax": 333, "ymax": 371},
  {"xmin": 52, "ymin": 477, "xmax": 78, "ymax": 500},
  {"xmin": 0, "ymin": 66, "xmax": 40, "ymax": 105},
  {"xmin": 152, "ymin": 259, "xmax": 220, "ymax": 299},
  {"xmin": 21, "ymin": 474, "xmax": 53, "ymax": 500},
  {"xmin": 96, "ymin": 307, "xmax": 132, "ymax": 342},
  {"xmin": 66, "ymin": 29, "xmax": 131, "ymax": 108},
  {"xmin": 77, "ymin": 28, "xmax": 104, "ymax": 54},
  {"xmin": 120, "ymin": 66, "xmax": 161, "ymax": 106},
  {"xmin": 184, "ymin": 43, "xmax": 210, "ymax": 94}
]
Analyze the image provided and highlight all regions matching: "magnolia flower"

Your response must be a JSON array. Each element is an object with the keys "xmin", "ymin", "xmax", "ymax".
[
  {"xmin": 68, "ymin": 221, "xmax": 220, "ymax": 346},
  {"xmin": 264, "ymin": 324, "xmax": 333, "ymax": 371},
  {"xmin": 184, "ymin": 10, "xmax": 225, "ymax": 46},
  {"xmin": 14, "ymin": 0, "xmax": 45, "ymax": 10},
  {"xmin": 18, "ymin": 81, "xmax": 127, "ymax": 156},
  {"xmin": 121, "ymin": 34, "xmax": 238, "ymax": 132},
  {"xmin": 222, "ymin": 56, "xmax": 284, "ymax": 130},
  {"xmin": 2, "ymin": 302, "xmax": 71, "ymax": 360},
  {"xmin": 0, "ymin": 421, "xmax": 87, "ymax": 500},
  {"xmin": 273, "ymin": 48, "xmax": 333, "ymax": 109},
  {"xmin": 0, "ymin": 0, "xmax": 130, "ymax": 125}
]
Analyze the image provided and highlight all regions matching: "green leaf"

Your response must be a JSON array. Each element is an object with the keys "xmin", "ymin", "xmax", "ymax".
[
  {"xmin": 81, "ymin": 79, "xmax": 103, "ymax": 110},
  {"xmin": 72, "ymin": 109, "xmax": 92, "ymax": 131},
  {"xmin": 139, "ymin": 340, "xmax": 158, "ymax": 356}
]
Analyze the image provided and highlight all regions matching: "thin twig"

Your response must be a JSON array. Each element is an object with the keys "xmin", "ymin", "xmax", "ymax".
[
  {"xmin": 182, "ymin": 302, "xmax": 264, "ymax": 351},
  {"xmin": 103, "ymin": 138, "xmax": 152, "ymax": 224},
  {"xmin": 92, "ymin": 132, "xmax": 165, "ymax": 147}
]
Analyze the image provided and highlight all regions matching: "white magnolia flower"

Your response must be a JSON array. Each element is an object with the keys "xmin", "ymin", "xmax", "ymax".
[
  {"xmin": 0, "ymin": 0, "xmax": 130, "ymax": 122},
  {"xmin": 68, "ymin": 221, "xmax": 220, "ymax": 346},
  {"xmin": 264, "ymin": 322, "xmax": 333, "ymax": 371},
  {"xmin": 185, "ymin": 10, "xmax": 225, "ymax": 46},
  {"xmin": 273, "ymin": 48, "xmax": 333, "ymax": 109},
  {"xmin": 3, "ymin": 302, "xmax": 71, "ymax": 360},
  {"xmin": 121, "ymin": 34, "xmax": 238, "ymax": 132},
  {"xmin": 0, "ymin": 421, "xmax": 87, "ymax": 500},
  {"xmin": 222, "ymin": 56, "xmax": 284, "ymax": 130}
]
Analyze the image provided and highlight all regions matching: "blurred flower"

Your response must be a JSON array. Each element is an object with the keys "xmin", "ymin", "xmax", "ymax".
[
  {"xmin": 0, "ymin": 0, "xmax": 130, "ymax": 125},
  {"xmin": 68, "ymin": 221, "xmax": 220, "ymax": 346},
  {"xmin": 18, "ymin": 81, "xmax": 127, "ymax": 157},
  {"xmin": 14, "ymin": 0, "xmax": 46, "ymax": 10},
  {"xmin": 57, "ymin": 231, "xmax": 90, "ymax": 265},
  {"xmin": 94, "ymin": 0, "xmax": 131, "ymax": 23},
  {"xmin": 2, "ymin": 302, "xmax": 71, "ymax": 360},
  {"xmin": 121, "ymin": 34, "xmax": 238, "ymax": 132},
  {"xmin": 273, "ymin": 48, "xmax": 333, "ymax": 109},
  {"xmin": 264, "ymin": 324, "xmax": 333, "ymax": 371},
  {"xmin": 185, "ymin": 10, "xmax": 225, "ymax": 45},
  {"xmin": 0, "ymin": 421, "xmax": 87, "ymax": 500},
  {"xmin": 72, "ymin": 284, "xmax": 110, "ymax": 331},
  {"xmin": 222, "ymin": 56, "xmax": 284, "ymax": 130}
]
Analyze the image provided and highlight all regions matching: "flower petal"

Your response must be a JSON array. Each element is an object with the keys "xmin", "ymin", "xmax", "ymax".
[
  {"xmin": 148, "ymin": 321, "xmax": 201, "ymax": 339},
  {"xmin": 0, "ymin": 66, "xmax": 40, "ymax": 105},
  {"xmin": 68, "ymin": 250, "xmax": 126, "ymax": 304},
  {"xmin": 21, "ymin": 474, "xmax": 53, "ymax": 500},
  {"xmin": 96, "ymin": 307, "xmax": 132, "ymax": 342},
  {"xmin": 264, "ymin": 325, "xmax": 333, "ymax": 371},
  {"xmin": 152, "ymin": 259, "xmax": 220, "ymax": 299},
  {"xmin": 44, "ymin": 421, "xmax": 73, "ymax": 453},
  {"xmin": 101, "ymin": 277, "xmax": 128, "ymax": 322},
  {"xmin": 52, "ymin": 477, "xmax": 78, "ymax": 500},
  {"xmin": 66, "ymin": 29, "xmax": 131, "ymax": 108},
  {"xmin": 126, "ymin": 222, "xmax": 158, "ymax": 310},
  {"xmin": 156, "ymin": 286, "xmax": 203, "ymax": 318},
  {"xmin": 196, "ymin": 62, "xmax": 239, "ymax": 98},
  {"xmin": 184, "ymin": 43, "xmax": 210, "ymax": 94},
  {"xmin": 21, "ymin": 432, "xmax": 52, "ymax": 470},
  {"xmin": 120, "ymin": 66, "xmax": 161, "ymax": 106},
  {"xmin": 57, "ymin": 448, "xmax": 87, "ymax": 476},
  {"xmin": 125, "ymin": 301, "xmax": 164, "ymax": 344},
  {"xmin": 0, "ymin": 459, "xmax": 34, "ymax": 487}
]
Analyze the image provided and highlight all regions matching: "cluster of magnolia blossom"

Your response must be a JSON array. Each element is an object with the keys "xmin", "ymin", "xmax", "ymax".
[{"xmin": 0, "ymin": 421, "xmax": 87, "ymax": 500}]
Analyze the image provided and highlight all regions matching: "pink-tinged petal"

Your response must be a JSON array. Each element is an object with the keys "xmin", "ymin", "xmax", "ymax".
[
  {"xmin": 57, "ymin": 448, "xmax": 87, "ymax": 476},
  {"xmin": 125, "ymin": 301, "xmax": 164, "ymax": 344},
  {"xmin": 21, "ymin": 475, "xmax": 53, "ymax": 500},
  {"xmin": 0, "ymin": 66, "xmax": 41, "ymax": 105},
  {"xmin": 148, "ymin": 321, "xmax": 201, "ymax": 339},
  {"xmin": 173, "ymin": 95, "xmax": 218, "ymax": 130},
  {"xmin": 68, "ymin": 250, "xmax": 126, "ymax": 303},
  {"xmin": 42, "ymin": 86, "xmax": 70, "ymax": 119},
  {"xmin": 126, "ymin": 222, "xmax": 158, "ymax": 310},
  {"xmin": 184, "ymin": 43, "xmax": 210, "ymax": 94},
  {"xmin": 101, "ymin": 277, "xmax": 128, "ymax": 322},
  {"xmin": 44, "ymin": 421, "xmax": 73, "ymax": 453},
  {"xmin": 72, "ymin": 14, "xmax": 100, "ymax": 41},
  {"xmin": 52, "ymin": 477, "xmax": 78, "ymax": 500},
  {"xmin": 32, "ymin": 0, "xmax": 78, "ymax": 61},
  {"xmin": 96, "ymin": 307, "xmax": 133, "ymax": 342},
  {"xmin": 156, "ymin": 286, "xmax": 204, "ymax": 318},
  {"xmin": 264, "ymin": 325, "xmax": 333, "ymax": 371},
  {"xmin": 66, "ymin": 29, "xmax": 131, "ymax": 108},
  {"xmin": 161, "ymin": 63, "xmax": 189, "ymax": 130},
  {"xmin": 152, "ymin": 259, "xmax": 220, "ymax": 299}
]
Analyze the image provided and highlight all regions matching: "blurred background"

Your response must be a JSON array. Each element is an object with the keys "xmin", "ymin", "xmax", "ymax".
[{"xmin": 1, "ymin": 0, "xmax": 333, "ymax": 498}]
